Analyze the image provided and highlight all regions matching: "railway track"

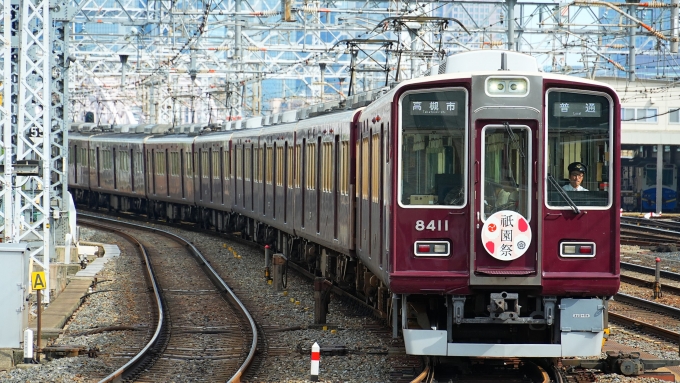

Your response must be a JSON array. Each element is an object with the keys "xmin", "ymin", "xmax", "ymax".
[
  {"xmin": 609, "ymin": 292, "xmax": 680, "ymax": 344},
  {"xmin": 620, "ymin": 216, "xmax": 680, "ymax": 247},
  {"xmin": 79, "ymin": 209, "xmax": 411, "ymax": 381},
  {"xmin": 79, "ymin": 214, "xmax": 257, "ymax": 382}
]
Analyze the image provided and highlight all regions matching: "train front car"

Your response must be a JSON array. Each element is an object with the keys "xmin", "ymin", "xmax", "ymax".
[{"xmin": 388, "ymin": 51, "xmax": 620, "ymax": 358}]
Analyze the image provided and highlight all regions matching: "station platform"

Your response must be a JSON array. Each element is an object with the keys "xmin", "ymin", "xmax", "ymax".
[{"xmin": 28, "ymin": 243, "xmax": 120, "ymax": 339}]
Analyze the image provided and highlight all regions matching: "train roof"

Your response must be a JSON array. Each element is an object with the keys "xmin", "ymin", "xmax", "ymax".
[
  {"xmin": 188, "ymin": 130, "xmax": 232, "ymax": 143},
  {"xmin": 87, "ymin": 133, "xmax": 149, "ymax": 143},
  {"xmin": 146, "ymin": 133, "xmax": 197, "ymax": 143},
  {"xmin": 407, "ymin": 50, "xmax": 618, "ymax": 93}
]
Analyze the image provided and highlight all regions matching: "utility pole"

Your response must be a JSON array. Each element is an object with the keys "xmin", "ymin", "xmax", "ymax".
[{"xmin": 2, "ymin": 0, "xmax": 72, "ymax": 303}]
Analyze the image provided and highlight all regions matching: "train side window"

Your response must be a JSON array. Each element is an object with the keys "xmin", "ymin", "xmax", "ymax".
[
  {"xmin": 201, "ymin": 150, "xmax": 209, "ymax": 179},
  {"xmin": 267, "ymin": 145, "xmax": 274, "ymax": 185},
  {"xmin": 235, "ymin": 147, "xmax": 242, "ymax": 180},
  {"xmin": 212, "ymin": 150, "xmax": 220, "ymax": 179},
  {"xmin": 245, "ymin": 147, "xmax": 252, "ymax": 181},
  {"xmin": 185, "ymin": 152, "xmax": 192, "ymax": 177},
  {"xmin": 276, "ymin": 145, "xmax": 284, "ymax": 186},
  {"xmin": 546, "ymin": 90, "xmax": 613, "ymax": 208},
  {"xmin": 398, "ymin": 88, "xmax": 467, "ymax": 208},
  {"xmin": 361, "ymin": 137, "xmax": 369, "ymax": 200}
]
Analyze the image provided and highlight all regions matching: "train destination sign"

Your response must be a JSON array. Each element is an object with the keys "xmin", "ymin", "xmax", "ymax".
[
  {"xmin": 552, "ymin": 102, "xmax": 602, "ymax": 117},
  {"xmin": 481, "ymin": 210, "xmax": 532, "ymax": 261},
  {"xmin": 409, "ymin": 101, "xmax": 458, "ymax": 116}
]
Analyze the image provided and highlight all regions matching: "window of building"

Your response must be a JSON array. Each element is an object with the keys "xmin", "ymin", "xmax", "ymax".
[
  {"xmin": 670, "ymin": 108, "xmax": 680, "ymax": 124},
  {"xmin": 621, "ymin": 107, "xmax": 657, "ymax": 123}
]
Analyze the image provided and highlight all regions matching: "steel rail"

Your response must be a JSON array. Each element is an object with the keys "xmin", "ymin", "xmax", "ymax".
[
  {"xmin": 608, "ymin": 311, "xmax": 680, "ymax": 344},
  {"xmin": 620, "ymin": 274, "xmax": 680, "ymax": 296},
  {"xmin": 621, "ymin": 261, "xmax": 680, "ymax": 282},
  {"xmin": 80, "ymin": 213, "xmax": 258, "ymax": 383},
  {"xmin": 79, "ymin": 217, "xmax": 165, "ymax": 383}
]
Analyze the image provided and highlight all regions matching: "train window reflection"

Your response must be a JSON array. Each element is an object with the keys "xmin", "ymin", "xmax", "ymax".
[
  {"xmin": 546, "ymin": 90, "xmax": 613, "ymax": 208},
  {"xmin": 399, "ymin": 89, "xmax": 467, "ymax": 208},
  {"xmin": 481, "ymin": 125, "xmax": 530, "ymax": 221}
]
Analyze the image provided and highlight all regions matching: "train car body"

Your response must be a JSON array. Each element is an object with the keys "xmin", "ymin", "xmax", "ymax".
[
  {"xmin": 640, "ymin": 163, "xmax": 677, "ymax": 211},
  {"xmin": 146, "ymin": 132, "xmax": 197, "ymax": 220},
  {"xmin": 375, "ymin": 50, "xmax": 620, "ymax": 357},
  {"xmin": 621, "ymin": 160, "xmax": 677, "ymax": 212},
  {"xmin": 70, "ymin": 50, "xmax": 620, "ymax": 360},
  {"xmin": 68, "ymin": 124, "xmax": 95, "ymax": 202},
  {"xmin": 69, "ymin": 124, "xmax": 149, "ymax": 212}
]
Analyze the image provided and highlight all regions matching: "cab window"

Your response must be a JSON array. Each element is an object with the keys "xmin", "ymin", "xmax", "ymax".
[
  {"xmin": 546, "ymin": 90, "xmax": 613, "ymax": 208},
  {"xmin": 399, "ymin": 88, "xmax": 468, "ymax": 208}
]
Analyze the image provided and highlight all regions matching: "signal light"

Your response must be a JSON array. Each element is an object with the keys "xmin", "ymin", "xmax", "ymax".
[
  {"xmin": 414, "ymin": 241, "xmax": 450, "ymax": 257},
  {"xmin": 560, "ymin": 242, "xmax": 596, "ymax": 258},
  {"xmin": 579, "ymin": 246, "xmax": 592, "ymax": 254}
]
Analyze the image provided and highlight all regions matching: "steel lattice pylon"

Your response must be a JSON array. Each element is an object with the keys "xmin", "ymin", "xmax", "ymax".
[{"xmin": 1, "ymin": 0, "xmax": 70, "ymax": 302}]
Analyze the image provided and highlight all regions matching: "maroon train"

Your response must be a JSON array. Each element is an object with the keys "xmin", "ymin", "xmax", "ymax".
[{"xmin": 69, "ymin": 50, "xmax": 620, "ymax": 357}]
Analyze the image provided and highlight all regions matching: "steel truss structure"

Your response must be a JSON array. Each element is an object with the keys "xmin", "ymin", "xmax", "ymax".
[
  {"xmin": 0, "ymin": 0, "xmax": 678, "ymax": 301},
  {"xmin": 67, "ymin": 0, "xmax": 680, "ymax": 124}
]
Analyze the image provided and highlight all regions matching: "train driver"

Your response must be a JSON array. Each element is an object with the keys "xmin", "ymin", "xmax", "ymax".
[{"xmin": 563, "ymin": 162, "xmax": 588, "ymax": 191}]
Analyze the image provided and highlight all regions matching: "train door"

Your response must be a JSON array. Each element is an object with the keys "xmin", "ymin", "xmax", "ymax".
[
  {"xmin": 96, "ymin": 147, "xmax": 101, "ymax": 188},
  {"xmin": 272, "ymin": 143, "xmax": 277, "ymax": 219},
  {"xmin": 130, "ymin": 149, "xmax": 135, "ymax": 192},
  {"xmin": 73, "ymin": 145, "xmax": 78, "ymax": 184},
  {"xmin": 316, "ymin": 137, "xmax": 321, "ymax": 232},
  {"xmin": 284, "ymin": 142, "xmax": 289, "ymax": 223},
  {"xmin": 208, "ymin": 148, "xmax": 214, "ymax": 203},
  {"xmin": 301, "ymin": 139, "xmax": 306, "ymax": 229},
  {"xmin": 220, "ymin": 147, "xmax": 224, "ymax": 205},
  {"xmin": 333, "ymin": 135, "xmax": 339, "ymax": 239},
  {"xmin": 370, "ymin": 129, "xmax": 382, "ymax": 265},
  {"xmin": 113, "ymin": 148, "xmax": 117, "ymax": 190},
  {"xmin": 180, "ymin": 149, "xmax": 185, "ymax": 199},
  {"xmin": 473, "ymin": 122, "xmax": 538, "ymax": 276},
  {"xmin": 165, "ymin": 148, "xmax": 170, "ymax": 197},
  {"xmin": 359, "ymin": 125, "xmax": 369, "ymax": 254}
]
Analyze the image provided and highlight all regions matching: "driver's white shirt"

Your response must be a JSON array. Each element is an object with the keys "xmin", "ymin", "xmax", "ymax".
[{"xmin": 562, "ymin": 184, "xmax": 587, "ymax": 191}]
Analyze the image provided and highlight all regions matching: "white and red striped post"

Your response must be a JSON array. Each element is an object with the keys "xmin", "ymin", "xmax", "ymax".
[{"xmin": 310, "ymin": 342, "xmax": 320, "ymax": 381}]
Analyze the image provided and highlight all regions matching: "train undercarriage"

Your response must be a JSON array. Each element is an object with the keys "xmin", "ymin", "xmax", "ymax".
[{"xmin": 73, "ymin": 192, "xmax": 609, "ymax": 357}]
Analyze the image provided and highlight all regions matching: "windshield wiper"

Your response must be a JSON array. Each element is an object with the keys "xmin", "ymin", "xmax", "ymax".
[
  {"xmin": 504, "ymin": 122, "xmax": 525, "ymax": 158},
  {"xmin": 547, "ymin": 174, "xmax": 580, "ymax": 214}
]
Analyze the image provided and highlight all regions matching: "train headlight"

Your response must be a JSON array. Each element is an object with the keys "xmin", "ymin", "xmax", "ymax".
[
  {"xmin": 414, "ymin": 241, "xmax": 450, "ymax": 257},
  {"xmin": 485, "ymin": 77, "xmax": 529, "ymax": 97}
]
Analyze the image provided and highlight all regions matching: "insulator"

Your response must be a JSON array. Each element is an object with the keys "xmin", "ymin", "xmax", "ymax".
[
  {"xmin": 301, "ymin": 6, "xmax": 319, "ymax": 14},
  {"xmin": 247, "ymin": 46, "xmax": 267, "ymax": 51},
  {"xmin": 301, "ymin": 6, "xmax": 329, "ymax": 14},
  {"xmin": 210, "ymin": 46, "xmax": 231, "ymax": 51},
  {"xmin": 607, "ymin": 44, "xmax": 626, "ymax": 49},
  {"xmin": 611, "ymin": 61, "xmax": 626, "ymax": 71},
  {"xmin": 250, "ymin": 10, "xmax": 279, "ymax": 16},
  {"xmin": 483, "ymin": 40, "xmax": 503, "ymax": 46},
  {"xmin": 652, "ymin": 30, "xmax": 666, "ymax": 40},
  {"xmin": 639, "ymin": 1, "xmax": 666, "ymax": 7}
]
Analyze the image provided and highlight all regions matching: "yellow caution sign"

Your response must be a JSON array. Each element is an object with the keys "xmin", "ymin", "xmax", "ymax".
[{"xmin": 31, "ymin": 271, "xmax": 46, "ymax": 290}]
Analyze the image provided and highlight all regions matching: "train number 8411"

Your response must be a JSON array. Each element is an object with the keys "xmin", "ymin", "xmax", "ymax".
[{"xmin": 415, "ymin": 220, "xmax": 449, "ymax": 232}]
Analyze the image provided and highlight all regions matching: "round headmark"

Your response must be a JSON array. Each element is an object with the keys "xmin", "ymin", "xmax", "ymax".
[{"xmin": 481, "ymin": 210, "xmax": 532, "ymax": 261}]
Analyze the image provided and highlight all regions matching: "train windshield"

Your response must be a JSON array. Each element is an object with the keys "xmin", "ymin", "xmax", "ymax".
[
  {"xmin": 398, "ymin": 89, "xmax": 467, "ymax": 208},
  {"xmin": 546, "ymin": 90, "xmax": 613, "ymax": 208},
  {"xmin": 481, "ymin": 124, "xmax": 531, "ymax": 220}
]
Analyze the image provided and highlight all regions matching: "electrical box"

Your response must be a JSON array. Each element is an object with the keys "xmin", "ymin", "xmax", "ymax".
[{"xmin": 0, "ymin": 243, "xmax": 28, "ymax": 348}]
